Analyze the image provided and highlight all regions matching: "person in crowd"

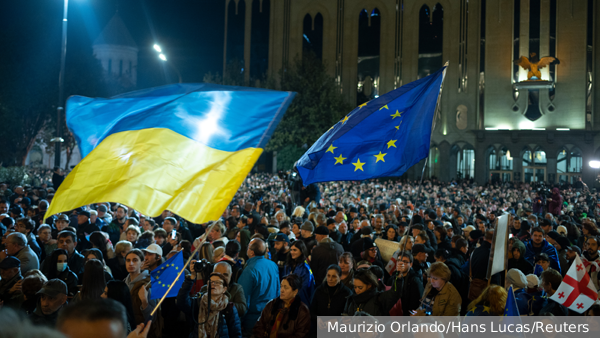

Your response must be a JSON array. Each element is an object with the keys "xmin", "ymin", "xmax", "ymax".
[
  {"xmin": 30, "ymin": 279, "xmax": 68, "ymax": 327},
  {"xmin": 84, "ymin": 247, "xmax": 114, "ymax": 281},
  {"xmin": 343, "ymin": 268, "xmax": 400, "ymax": 316},
  {"xmin": 107, "ymin": 240, "xmax": 133, "ymax": 281},
  {"xmin": 412, "ymin": 262, "xmax": 462, "ymax": 316},
  {"xmin": 36, "ymin": 224, "xmax": 57, "ymax": 263},
  {"xmin": 299, "ymin": 221, "xmax": 316, "ymax": 248},
  {"xmin": 465, "ymin": 285, "xmax": 507, "ymax": 316},
  {"xmin": 539, "ymin": 269, "xmax": 568, "ymax": 316},
  {"xmin": 338, "ymin": 252, "xmax": 355, "ymax": 289},
  {"xmin": 388, "ymin": 251, "xmax": 424, "ymax": 316},
  {"xmin": 42, "ymin": 230, "xmax": 84, "ymax": 277},
  {"xmin": 88, "ymin": 231, "xmax": 114, "ymax": 260},
  {"xmin": 524, "ymin": 227, "xmax": 561, "ymax": 273},
  {"xmin": 411, "ymin": 244, "xmax": 430, "ymax": 284},
  {"xmin": 237, "ymin": 238, "xmax": 280, "ymax": 337},
  {"xmin": 272, "ymin": 233, "xmax": 291, "ymax": 280},
  {"xmin": 309, "ymin": 264, "xmax": 352, "ymax": 334},
  {"xmin": 45, "ymin": 248, "xmax": 78, "ymax": 297},
  {"xmin": 178, "ymin": 271, "xmax": 241, "ymax": 338},
  {"xmin": 193, "ymin": 221, "xmax": 229, "ymax": 249},
  {"xmin": 582, "ymin": 236, "xmax": 600, "ymax": 290},
  {"xmin": 73, "ymin": 259, "xmax": 106, "ymax": 302},
  {"xmin": 141, "ymin": 244, "xmax": 163, "ymax": 273},
  {"xmin": 101, "ymin": 280, "xmax": 137, "ymax": 333},
  {"xmin": 154, "ymin": 228, "xmax": 168, "ymax": 248},
  {"xmin": 103, "ymin": 205, "xmax": 128, "ymax": 246},
  {"xmin": 283, "ymin": 240, "xmax": 315, "ymax": 307},
  {"xmin": 20, "ymin": 273, "xmax": 47, "ymax": 314},
  {"xmin": 310, "ymin": 227, "xmax": 344, "ymax": 284},
  {"xmin": 547, "ymin": 188, "xmax": 563, "ymax": 217},
  {"xmin": 14, "ymin": 217, "xmax": 41, "ymax": 258},
  {"xmin": 124, "ymin": 249, "xmax": 162, "ymax": 338},
  {"xmin": 359, "ymin": 238, "xmax": 385, "ymax": 273},
  {"xmin": 508, "ymin": 238, "xmax": 534, "ymax": 275},
  {"xmin": 1, "ymin": 232, "xmax": 39, "ymax": 275},
  {"xmin": 382, "ymin": 224, "xmax": 399, "ymax": 241},
  {"xmin": 252, "ymin": 274, "xmax": 310, "ymax": 338},
  {"xmin": 0, "ymin": 256, "xmax": 23, "ymax": 309}
]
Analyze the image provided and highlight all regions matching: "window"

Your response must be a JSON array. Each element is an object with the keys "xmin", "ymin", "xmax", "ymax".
[
  {"xmin": 302, "ymin": 13, "xmax": 323, "ymax": 61},
  {"xmin": 457, "ymin": 148, "xmax": 475, "ymax": 180},
  {"xmin": 418, "ymin": 4, "xmax": 443, "ymax": 79},
  {"xmin": 357, "ymin": 8, "xmax": 381, "ymax": 104}
]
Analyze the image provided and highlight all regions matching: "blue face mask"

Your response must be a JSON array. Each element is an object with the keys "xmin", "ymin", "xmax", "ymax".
[{"xmin": 57, "ymin": 262, "xmax": 67, "ymax": 272}]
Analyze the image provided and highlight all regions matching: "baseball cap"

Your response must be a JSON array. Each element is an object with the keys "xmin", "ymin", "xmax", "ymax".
[
  {"xmin": 274, "ymin": 233, "xmax": 290, "ymax": 243},
  {"xmin": 526, "ymin": 274, "xmax": 539, "ymax": 289},
  {"xmin": 315, "ymin": 226, "xmax": 330, "ymax": 236},
  {"xmin": 0, "ymin": 256, "xmax": 20, "ymax": 269},
  {"xmin": 142, "ymin": 244, "xmax": 163, "ymax": 256},
  {"xmin": 566, "ymin": 245, "xmax": 582, "ymax": 255},
  {"xmin": 301, "ymin": 221, "xmax": 314, "ymax": 232},
  {"xmin": 557, "ymin": 225, "xmax": 567, "ymax": 236},
  {"xmin": 37, "ymin": 279, "xmax": 68, "ymax": 297}
]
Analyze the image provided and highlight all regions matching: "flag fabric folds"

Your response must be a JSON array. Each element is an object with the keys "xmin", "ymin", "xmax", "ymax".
[
  {"xmin": 487, "ymin": 213, "xmax": 509, "ymax": 279},
  {"xmin": 297, "ymin": 66, "xmax": 446, "ymax": 185},
  {"xmin": 549, "ymin": 253, "xmax": 598, "ymax": 313},
  {"xmin": 150, "ymin": 251, "xmax": 184, "ymax": 300},
  {"xmin": 45, "ymin": 84, "xmax": 295, "ymax": 223},
  {"xmin": 504, "ymin": 286, "xmax": 520, "ymax": 316}
]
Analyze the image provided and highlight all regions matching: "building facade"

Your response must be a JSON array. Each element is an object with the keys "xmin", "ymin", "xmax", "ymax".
[{"xmin": 223, "ymin": 0, "xmax": 599, "ymax": 185}]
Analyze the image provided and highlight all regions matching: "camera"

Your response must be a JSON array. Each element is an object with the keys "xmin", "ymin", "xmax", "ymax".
[{"xmin": 193, "ymin": 259, "xmax": 213, "ymax": 280}]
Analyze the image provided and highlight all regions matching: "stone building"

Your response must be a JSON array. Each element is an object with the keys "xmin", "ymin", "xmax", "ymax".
[{"xmin": 223, "ymin": 0, "xmax": 599, "ymax": 185}]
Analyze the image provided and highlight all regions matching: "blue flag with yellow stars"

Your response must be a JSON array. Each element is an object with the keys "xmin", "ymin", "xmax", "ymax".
[
  {"xmin": 150, "ymin": 251, "xmax": 184, "ymax": 300},
  {"xmin": 297, "ymin": 66, "xmax": 446, "ymax": 185},
  {"xmin": 504, "ymin": 286, "xmax": 521, "ymax": 316}
]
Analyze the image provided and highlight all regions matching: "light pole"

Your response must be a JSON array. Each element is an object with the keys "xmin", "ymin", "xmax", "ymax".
[
  {"xmin": 153, "ymin": 44, "xmax": 182, "ymax": 83},
  {"xmin": 54, "ymin": 0, "xmax": 69, "ymax": 168}
]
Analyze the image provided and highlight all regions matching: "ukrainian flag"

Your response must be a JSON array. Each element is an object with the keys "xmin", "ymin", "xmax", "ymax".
[{"xmin": 45, "ymin": 84, "xmax": 295, "ymax": 223}]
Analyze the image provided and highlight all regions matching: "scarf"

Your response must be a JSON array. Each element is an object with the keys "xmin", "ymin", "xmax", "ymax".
[{"xmin": 198, "ymin": 293, "xmax": 229, "ymax": 338}]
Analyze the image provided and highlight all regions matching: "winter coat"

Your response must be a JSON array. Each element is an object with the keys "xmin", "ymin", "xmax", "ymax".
[
  {"xmin": 238, "ymin": 255, "xmax": 280, "ymax": 331},
  {"xmin": 389, "ymin": 268, "xmax": 424, "ymax": 315},
  {"xmin": 283, "ymin": 261, "xmax": 315, "ymax": 307},
  {"xmin": 200, "ymin": 281, "xmax": 248, "ymax": 318},
  {"xmin": 419, "ymin": 281, "xmax": 462, "ymax": 316},
  {"xmin": 310, "ymin": 240, "xmax": 344, "ymax": 284},
  {"xmin": 310, "ymin": 282, "xmax": 352, "ymax": 318},
  {"xmin": 343, "ymin": 285, "xmax": 401, "ymax": 316},
  {"xmin": 29, "ymin": 301, "xmax": 62, "ymax": 327},
  {"xmin": 252, "ymin": 295, "xmax": 310, "ymax": 338},
  {"xmin": 125, "ymin": 271, "xmax": 163, "ymax": 338},
  {"xmin": 524, "ymin": 239, "xmax": 561, "ymax": 273},
  {"xmin": 548, "ymin": 188, "xmax": 563, "ymax": 216},
  {"xmin": 177, "ymin": 278, "xmax": 242, "ymax": 338}
]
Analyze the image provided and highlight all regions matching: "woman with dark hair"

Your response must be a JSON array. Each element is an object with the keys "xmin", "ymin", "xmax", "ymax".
[
  {"xmin": 309, "ymin": 265, "xmax": 352, "ymax": 334},
  {"xmin": 177, "ymin": 272, "xmax": 241, "ymax": 338},
  {"xmin": 343, "ymin": 268, "xmax": 401, "ymax": 316},
  {"xmin": 84, "ymin": 248, "xmax": 113, "ymax": 282},
  {"xmin": 382, "ymin": 225, "xmax": 399, "ymax": 241},
  {"xmin": 102, "ymin": 280, "xmax": 137, "ymax": 333},
  {"xmin": 283, "ymin": 241, "xmax": 315, "ymax": 306},
  {"xmin": 434, "ymin": 226, "xmax": 452, "ymax": 251},
  {"xmin": 88, "ymin": 231, "xmax": 111, "ymax": 261},
  {"xmin": 225, "ymin": 216, "xmax": 239, "ymax": 240},
  {"xmin": 73, "ymin": 259, "xmax": 106, "ymax": 302},
  {"xmin": 338, "ymin": 252, "xmax": 356, "ymax": 289},
  {"xmin": 252, "ymin": 274, "xmax": 310, "ymax": 338},
  {"xmin": 46, "ymin": 248, "xmax": 78, "ymax": 297}
]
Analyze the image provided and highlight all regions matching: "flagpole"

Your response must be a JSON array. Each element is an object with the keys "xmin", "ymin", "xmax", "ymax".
[
  {"xmin": 503, "ymin": 214, "xmax": 512, "ymax": 287},
  {"xmin": 414, "ymin": 62, "xmax": 449, "ymax": 205},
  {"xmin": 150, "ymin": 222, "xmax": 220, "ymax": 317}
]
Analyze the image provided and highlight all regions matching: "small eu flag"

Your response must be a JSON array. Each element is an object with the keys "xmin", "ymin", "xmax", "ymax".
[
  {"xmin": 297, "ymin": 66, "xmax": 446, "ymax": 185},
  {"xmin": 504, "ymin": 286, "xmax": 520, "ymax": 316},
  {"xmin": 150, "ymin": 251, "xmax": 184, "ymax": 300},
  {"xmin": 534, "ymin": 264, "xmax": 544, "ymax": 277}
]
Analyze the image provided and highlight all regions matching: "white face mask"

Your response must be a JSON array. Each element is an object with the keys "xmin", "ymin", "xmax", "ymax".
[{"xmin": 57, "ymin": 262, "xmax": 67, "ymax": 272}]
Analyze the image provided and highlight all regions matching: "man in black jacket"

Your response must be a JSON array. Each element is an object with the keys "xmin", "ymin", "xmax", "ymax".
[
  {"xmin": 389, "ymin": 251, "xmax": 424, "ymax": 315},
  {"xmin": 311, "ymin": 229, "xmax": 344, "ymax": 284}
]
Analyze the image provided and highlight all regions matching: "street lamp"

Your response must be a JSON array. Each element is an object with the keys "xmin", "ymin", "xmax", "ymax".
[
  {"xmin": 153, "ymin": 44, "xmax": 182, "ymax": 83},
  {"xmin": 54, "ymin": 0, "xmax": 69, "ymax": 168}
]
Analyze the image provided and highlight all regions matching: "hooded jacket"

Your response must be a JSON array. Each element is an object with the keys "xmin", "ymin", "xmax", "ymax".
[
  {"xmin": 548, "ymin": 188, "xmax": 563, "ymax": 216},
  {"xmin": 283, "ymin": 261, "xmax": 315, "ymax": 307},
  {"xmin": 508, "ymin": 239, "xmax": 534, "ymax": 275}
]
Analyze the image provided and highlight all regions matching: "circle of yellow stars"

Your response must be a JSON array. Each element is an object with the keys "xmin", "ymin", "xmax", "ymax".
[
  {"xmin": 326, "ymin": 101, "xmax": 403, "ymax": 171},
  {"xmin": 153, "ymin": 263, "xmax": 179, "ymax": 288}
]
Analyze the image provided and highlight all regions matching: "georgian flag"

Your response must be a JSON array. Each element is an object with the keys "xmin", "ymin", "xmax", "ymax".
[
  {"xmin": 549, "ymin": 253, "xmax": 598, "ymax": 313},
  {"xmin": 385, "ymin": 250, "xmax": 400, "ymax": 274}
]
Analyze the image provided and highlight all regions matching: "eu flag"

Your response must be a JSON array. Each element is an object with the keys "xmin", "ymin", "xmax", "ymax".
[
  {"xmin": 504, "ymin": 286, "xmax": 521, "ymax": 316},
  {"xmin": 45, "ymin": 84, "xmax": 295, "ymax": 223},
  {"xmin": 534, "ymin": 264, "xmax": 544, "ymax": 277},
  {"xmin": 150, "ymin": 251, "xmax": 184, "ymax": 300},
  {"xmin": 297, "ymin": 66, "xmax": 446, "ymax": 185}
]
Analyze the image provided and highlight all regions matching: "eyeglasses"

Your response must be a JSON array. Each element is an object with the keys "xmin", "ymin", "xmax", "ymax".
[{"xmin": 210, "ymin": 280, "xmax": 224, "ymax": 286}]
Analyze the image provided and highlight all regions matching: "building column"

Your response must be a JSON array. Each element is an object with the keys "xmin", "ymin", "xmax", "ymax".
[
  {"xmin": 511, "ymin": 145, "xmax": 523, "ymax": 182},
  {"xmin": 582, "ymin": 146, "xmax": 596, "ymax": 186},
  {"xmin": 244, "ymin": 0, "xmax": 253, "ymax": 84},
  {"xmin": 438, "ymin": 142, "xmax": 451, "ymax": 182},
  {"xmin": 546, "ymin": 156, "xmax": 557, "ymax": 184},
  {"xmin": 475, "ymin": 146, "xmax": 487, "ymax": 185}
]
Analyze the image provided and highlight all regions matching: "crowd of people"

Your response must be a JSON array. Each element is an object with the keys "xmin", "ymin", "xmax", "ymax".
[{"xmin": 0, "ymin": 172, "xmax": 600, "ymax": 338}]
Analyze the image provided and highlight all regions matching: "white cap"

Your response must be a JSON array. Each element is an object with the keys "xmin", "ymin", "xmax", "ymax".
[
  {"xmin": 142, "ymin": 243, "xmax": 163, "ymax": 256},
  {"xmin": 526, "ymin": 274, "xmax": 539, "ymax": 289}
]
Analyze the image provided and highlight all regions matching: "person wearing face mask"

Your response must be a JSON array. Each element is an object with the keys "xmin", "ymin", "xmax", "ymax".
[
  {"xmin": 309, "ymin": 265, "xmax": 352, "ymax": 336},
  {"xmin": 252, "ymin": 274, "xmax": 310, "ymax": 338},
  {"xmin": 46, "ymin": 248, "xmax": 78, "ymax": 297}
]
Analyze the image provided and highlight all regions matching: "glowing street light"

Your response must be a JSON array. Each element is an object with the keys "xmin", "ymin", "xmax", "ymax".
[
  {"xmin": 159, "ymin": 53, "xmax": 167, "ymax": 61},
  {"xmin": 590, "ymin": 161, "xmax": 600, "ymax": 169},
  {"xmin": 153, "ymin": 44, "xmax": 162, "ymax": 52}
]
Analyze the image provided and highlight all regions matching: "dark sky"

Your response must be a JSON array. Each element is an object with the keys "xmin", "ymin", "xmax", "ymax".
[{"xmin": 0, "ymin": 0, "xmax": 226, "ymax": 89}]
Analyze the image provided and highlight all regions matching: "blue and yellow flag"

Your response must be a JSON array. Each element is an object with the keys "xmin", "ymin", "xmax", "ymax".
[
  {"xmin": 504, "ymin": 286, "xmax": 521, "ymax": 316},
  {"xmin": 45, "ymin": 84, "xmax": 295, "ymax": 223},
  {"xmin": 297, "ymin": 66, "xmax": 446, "ymax": 185},
  {"xmin": 150, "ymin": 251, "xmax": 184, "ymax": 300}
]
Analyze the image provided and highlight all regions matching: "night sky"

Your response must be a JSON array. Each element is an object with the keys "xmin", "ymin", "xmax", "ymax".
[{"xmin": 0, "ymin": 0, "xmax": 226, "ymax": 89}]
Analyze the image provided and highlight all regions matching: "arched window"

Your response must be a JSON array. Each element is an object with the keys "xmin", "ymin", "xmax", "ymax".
[
  {"xmin": 533, "ymin": 148, "xmax": 546, "ymax": 165},
  {"xmin": 302, "ymin": 13, "xmax": 323, "ymax": 61},
  {"xmin": 522, "ymin": 148, "xmax": 532, "ymax": 167},
  {"xmin": 489, "ymin": 146, "xmax": 513, "ymax": 182},
  {"xmin": 226, "ymin": 0, "xmax": 246, "ymax": 65},
  {"xmin": 418, "ymin": 4, "xmax": 443, "ymax": 79},
  {"xmin": 357, "ymin": 8, "xmax": 381, "ymax": 105},
  {"xmin": 457, "ymin": 147, "xmax": 475, "ymax": 180},
  {"xmin": 522, "ymin": 146, "xmax": 546, "ymax": 182},
  {"xmin": 428, "ymin": 146, "xmax": 440, "ymax": 179},
  {"xmin": 250, "ymin": 0, "xmax": 270, "ymax": 79},
  {"xmin": 557, "ymin": 147, "xmax": 582, "ymax": 184}
]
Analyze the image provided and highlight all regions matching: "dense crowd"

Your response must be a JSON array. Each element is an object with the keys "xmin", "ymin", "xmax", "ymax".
[{"xmin": 0, "ymin": 171, "xmax": 600, "ymax": 338}]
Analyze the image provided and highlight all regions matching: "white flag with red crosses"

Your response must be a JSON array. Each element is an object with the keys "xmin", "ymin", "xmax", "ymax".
[{"xmin": 549, "ymin": 253, "xmax": 598, "ymax": 313}]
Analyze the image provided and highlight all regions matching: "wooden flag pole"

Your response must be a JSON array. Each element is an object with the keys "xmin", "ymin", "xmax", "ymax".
[
  {"xmin": 503, "ymin": 214, "xmax": 512, "ymax": 288},
  {"xmin": 150, "ymin": 222, "xmax": 220, "ymax": 317}
]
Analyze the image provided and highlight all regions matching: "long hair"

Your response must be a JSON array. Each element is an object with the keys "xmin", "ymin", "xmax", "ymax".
[
  {"xmin": 88, "ymin": 231, "xmax": 109, "ymax": 261},
  {"xmin": 467, "ymin": 285, "xmax": 507, "ymax": 315},
  {"xmin": 80, "ymin": 259, "xmax": 106, "ymax": 300},
  {"xmin": 106, "ymin": 280, "xmax": 136, "ymax": 331},
  {"xmin": 199, "ymin": 242, "xmax": 214, "ymax": 262},
  {"xmin": 286, "ymin": 240, "xmax": 308, "ymax": 267},
  {"xmin": 47, "ymin": 248, "xmax": 69, "ymax": 279}
]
